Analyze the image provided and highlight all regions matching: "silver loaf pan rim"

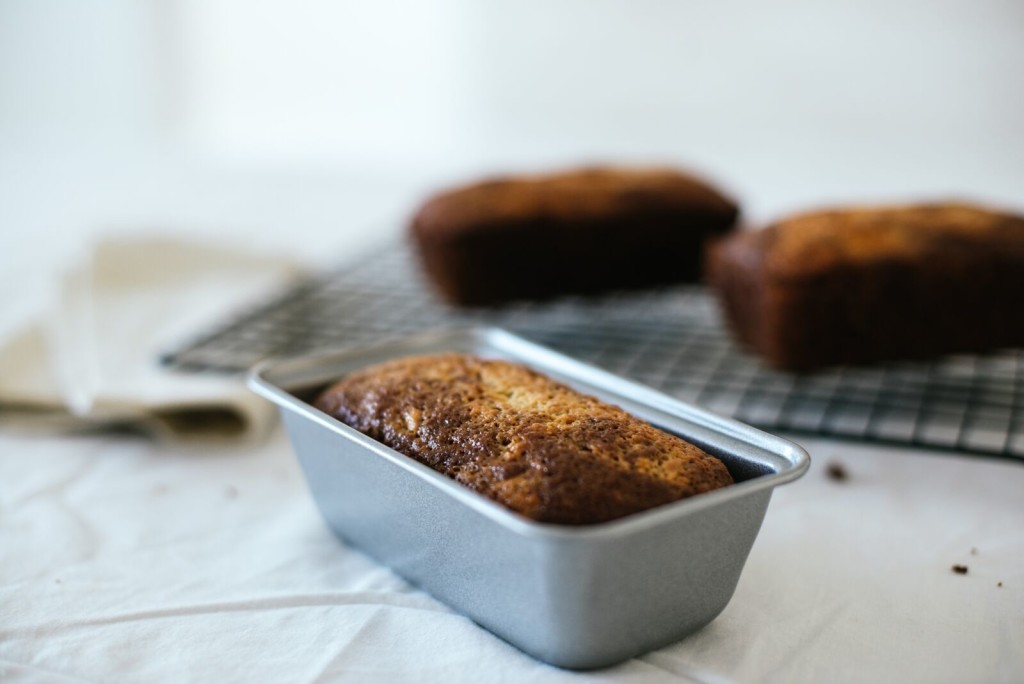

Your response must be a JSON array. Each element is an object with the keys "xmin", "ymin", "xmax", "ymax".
[{"xmin": 248, "ymin": 327, "xmax": 810, "ymax": 666}]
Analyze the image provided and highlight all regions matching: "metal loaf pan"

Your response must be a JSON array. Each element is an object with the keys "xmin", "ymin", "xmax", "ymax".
[{"xmin": 248, "ymin": 327, "xmax": 809, "ymax": 669}]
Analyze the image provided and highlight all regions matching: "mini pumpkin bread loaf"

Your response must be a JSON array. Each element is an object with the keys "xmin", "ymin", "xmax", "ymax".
[
  {"xmin": 707, "ymin": 202, "xmax": 1024, "ymax": 371},
  {"xmin": 314, "ymin": 354, "xmax": 734, "ymax": 524},
  {"xmin": 410, "ymin": 166, "xmax": 739, "ymax": 306}
]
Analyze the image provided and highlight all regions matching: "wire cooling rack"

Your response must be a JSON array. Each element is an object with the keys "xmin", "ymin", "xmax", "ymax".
[{"xmin": 162, "ymin": 242, "xmax": 1024, "ymax": 461}]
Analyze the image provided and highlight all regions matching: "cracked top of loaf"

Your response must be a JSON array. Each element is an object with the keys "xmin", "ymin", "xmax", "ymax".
[
  {"xmin": 411, "ymin": 166, "xmax": 739, "ymax": 240},
  {"xmin": 314, "ymin": 354, "xmax": 734, "ymax": 525},
  {"xmin": 717, "ymin": 203, "xmax": 1024, "ymax": 282}
]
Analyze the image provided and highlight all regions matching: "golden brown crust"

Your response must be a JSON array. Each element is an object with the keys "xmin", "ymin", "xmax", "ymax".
[
  {"xmin": 314, "ymin": 354, "xmax": 734, "ymax": 525},
  {"xmin": 707, "ymin": 202, "xmax": 1024, "ymax": 370},
  {"xmin": 412, "ymin": 167, "xmax": 738, "ymax": 239},
  {"xmin": 733, "ymin": 203, "xmax": 1024, "ymax": 282}
]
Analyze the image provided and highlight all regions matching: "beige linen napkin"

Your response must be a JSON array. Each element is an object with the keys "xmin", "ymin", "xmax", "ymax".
[{"xmin": 0, "ymin": 236, "xmax": 305, "ymax": 441}]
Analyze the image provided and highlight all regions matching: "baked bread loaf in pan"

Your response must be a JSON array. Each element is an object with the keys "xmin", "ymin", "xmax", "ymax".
[
  {"xmin": 707, "ymin": 202, "xmax": 1024, "ymax": 371},
  {"xmin": 252, "ymin": 328, "xmax": 810, "ymax": 668},
  {"xmin": 314, "ymin": 353, "xmax": 734, "ymax": 524},
  {"xmin": 410, "ymin": 166, "xmax": 739, "ymax": 306}
]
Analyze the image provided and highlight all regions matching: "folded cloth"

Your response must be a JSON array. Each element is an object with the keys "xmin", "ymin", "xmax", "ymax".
[{"xmin": 0, "ymin": 236, "xmax": 306, "ymax": 441}]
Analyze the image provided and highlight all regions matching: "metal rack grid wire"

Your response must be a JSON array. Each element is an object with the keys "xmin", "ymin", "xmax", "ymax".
[{"xmin": 162, "ymin": 242, "xmax": 1024, "ymax": 462}]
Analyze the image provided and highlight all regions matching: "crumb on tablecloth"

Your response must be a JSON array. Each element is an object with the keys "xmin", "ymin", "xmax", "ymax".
[
  {"xmin": 951, "ymin": 564, "xmax": 969, "ymax": 575},
  {"xmin": 826, "ymin": 462, "xmax": 849, "ymax": 481}
]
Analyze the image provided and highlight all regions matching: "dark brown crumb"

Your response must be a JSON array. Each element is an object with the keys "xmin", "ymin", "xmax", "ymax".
[
  {"xmin": 951, "ymin": 564, "xmax": 969, "ymax": 575},
  {"xmin": 970, "ymin": 547, "xmax": 978, "ymax": 555},
  {"xmin": 998, "ymin": 581, "xmax": 1003, "ymax": 587},
  {"xmin": 826, "ymin": 462, "xmax": 849, "ymax": 482}
]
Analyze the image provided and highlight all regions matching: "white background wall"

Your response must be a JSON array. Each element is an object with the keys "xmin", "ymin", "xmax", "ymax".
[{"xmin": 1, "ymin": 0, "xmax": 1022, "ymax": 275}]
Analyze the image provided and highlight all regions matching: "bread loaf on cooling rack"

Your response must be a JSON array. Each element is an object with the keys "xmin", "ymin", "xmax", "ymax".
[
  {"xmin": 707, "ymin": 202, "xmax": 1024, "ymax": 371},
  {"xmin": 410, "ymin": 166, "xmax": 739, "ymax": 306}
]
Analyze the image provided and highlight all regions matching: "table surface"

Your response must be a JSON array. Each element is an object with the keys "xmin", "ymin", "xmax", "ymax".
[
  {"xmin": 1, "ymin": 159, "xmax": 1022, "ymax": 684},
  {"xmin": 2, "ymin": 430, "xmax": 1021, "ymax": 683}
]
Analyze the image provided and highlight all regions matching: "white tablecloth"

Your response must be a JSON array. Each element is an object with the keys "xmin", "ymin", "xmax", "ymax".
[{"xmin": 2, "ymin": 427, "xmax": 1021, "ymax": 683}]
